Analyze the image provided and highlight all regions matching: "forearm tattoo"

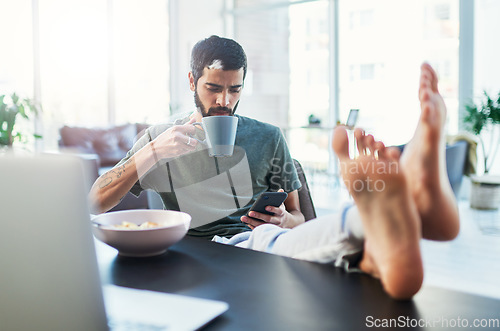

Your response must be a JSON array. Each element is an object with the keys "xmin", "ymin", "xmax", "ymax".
[{"xmin": 97, "ymin": 159, "xmax": 132, "ymax": 189}]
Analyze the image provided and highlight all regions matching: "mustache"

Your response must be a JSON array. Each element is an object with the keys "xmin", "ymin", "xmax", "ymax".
[{"xmin": 207, "ymin": 106, "xmax": 233, "ymax": 115}]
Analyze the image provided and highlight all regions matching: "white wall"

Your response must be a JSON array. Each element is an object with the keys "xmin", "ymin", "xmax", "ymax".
[
  {"xmin": 474, "ymin": 0, "xmax": 500, "ymax": 175},
  {"xmin": 474, "ymin": 0, "xmax": 500, "ymax": 93}
]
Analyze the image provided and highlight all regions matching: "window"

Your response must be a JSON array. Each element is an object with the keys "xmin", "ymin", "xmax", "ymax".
[
  {"xmin": 230, "ymin": 0, "xmax": 332, "ymax": 207},
  {"xmin": 112, "ymin": 0, "xmax": 170, "ymax": 125},
  {"xmin": 39, "ymin": 0, "xmax": 109, "ymax": 127},
  {"xmin": 338, "ymin": 0, "xmax": 460, "ymax": 145},
  {"xmin": 1, "ymin": 0, "xmax": 169, "ymax": 150},
  {"xmin": 0, "ymin": 0, "xmax": 33, "ymax": 98},
  {"xmin": 231, "ymin": 0, "xmax": 330, "ymax": 165},
  {"xmin": 230, "ymin": 0, "xmax": 460, "ymax": 149},
  {"xmin": 228, "ymin": 0, "xmax": 461, "ymax": 208}
]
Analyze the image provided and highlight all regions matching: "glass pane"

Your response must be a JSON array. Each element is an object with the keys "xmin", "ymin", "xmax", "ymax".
[
  {"xmin": 338, "ymin": 0, "xmax": 459, "ymax": 146},
  {"xmin": 233, "ymin": 0, "xmax": 333, "ymax": 208},
  {"xmin": 38, "ymin": 0, "xmax": 108, "ymax": 151},
  {"xmin": 37, "ymin": 0, "xmax": 169, "ymax": 150},
  {"xmin": 0, "ymin": 0, "xmax": 33, "ymax": 96},
  {"xmin": 113, "ymin": 0, "xmax": 169, "ymax": 125},
  {"xmin": 233, "ymin": 5, "xmax": 290, "ymax": 127},
  {"xmin": 288, "ymin": 1, "xmax": 330, "ymax": 169},
  {"xmin": 0, "ymin": 0, "xmax": 36, "ymax": 150}
]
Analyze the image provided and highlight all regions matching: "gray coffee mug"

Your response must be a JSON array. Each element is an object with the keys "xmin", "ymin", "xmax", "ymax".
[{"xmin": 193, "ymin": 116, "xmax": 239, "ymax": 157}]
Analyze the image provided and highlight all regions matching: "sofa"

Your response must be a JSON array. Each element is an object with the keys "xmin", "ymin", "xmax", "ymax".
[{"xmin": 59, "ymin": 123, "xmax": 162, "ymax": 211}]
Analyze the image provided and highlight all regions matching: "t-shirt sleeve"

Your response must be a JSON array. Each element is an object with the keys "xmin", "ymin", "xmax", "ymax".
[{"xmin": 268, "ymin": 129, "xmax": 301, "ymax": 193}]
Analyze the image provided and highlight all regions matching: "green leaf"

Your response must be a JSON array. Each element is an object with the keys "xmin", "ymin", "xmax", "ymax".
[
  {"xmin": 483, "ymin": 91, "xmax": 494, "ymax": 113},
  {"xmin": 18, "ymin": 104, "xmax": 29, "ymax": 119},
  {"xmin": 491, "ymin": 92, "xmax": 500, "ymax": 124},
  {"xmin": 462, "ymin": 90, "xmax": 500, "ymax": 135},
  {"xmin": 0, "ymin": 92, "xmax": 43, "ymax": 146},
  {"xmin": 11, "ymin": 93, "xmax": 19, "ymax": 104}
]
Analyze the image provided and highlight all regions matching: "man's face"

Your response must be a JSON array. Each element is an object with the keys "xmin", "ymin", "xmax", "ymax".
[{"xmin": 190, "ymin": 67, "xmax": 244, "ymax": 117}]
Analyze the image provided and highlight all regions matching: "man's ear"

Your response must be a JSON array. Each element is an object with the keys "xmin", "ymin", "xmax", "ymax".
[{"xmin": 188, "ymin": 72, "xmax": 196, "ymax": 91}]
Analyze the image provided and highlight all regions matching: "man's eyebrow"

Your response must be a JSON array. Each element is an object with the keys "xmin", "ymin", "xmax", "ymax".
[{"xmin": 205, "ymin": 82, "xmax": 243, "ymax": 89}]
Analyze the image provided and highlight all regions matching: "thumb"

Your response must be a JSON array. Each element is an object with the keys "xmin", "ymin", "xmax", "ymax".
[{"xmin": 278, "ymin": 188, "xmax": 284, "ymax": 193}]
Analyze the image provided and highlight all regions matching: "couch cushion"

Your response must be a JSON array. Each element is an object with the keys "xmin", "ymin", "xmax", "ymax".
[{"xmin": 60, "ymin": 124, "xmax": 138, "ymax": 167}]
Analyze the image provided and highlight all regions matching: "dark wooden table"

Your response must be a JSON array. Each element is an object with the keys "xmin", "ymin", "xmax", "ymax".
[{"xmin": 95, "ymin": 236, "xmax": 500, "ymax": 330}]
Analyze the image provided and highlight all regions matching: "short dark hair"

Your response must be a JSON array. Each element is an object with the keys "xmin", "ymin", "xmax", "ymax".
[{"xmin": 190, "ymin": 35, "xmax": 247, "ymax": 86}]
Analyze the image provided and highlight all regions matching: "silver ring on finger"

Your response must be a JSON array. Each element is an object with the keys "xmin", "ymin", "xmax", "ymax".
[{"xmin": 186, "ymin": 136, "xmax": 192, "ymax": 146}]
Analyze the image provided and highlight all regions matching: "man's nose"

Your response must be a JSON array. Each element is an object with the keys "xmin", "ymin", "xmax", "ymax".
[{"xmin": 216, "ymin": 92, "xmax": 230, "ymax": 107}]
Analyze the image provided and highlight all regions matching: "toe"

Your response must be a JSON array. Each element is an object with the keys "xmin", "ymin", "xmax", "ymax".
[
  {"xmin": 354, "ymin": 129, "xmax": 366, "ymax": 155},
  {"xmin": 365, "ymin": 134, "xmax": 375, "ymax": 155},
  {"xmin": 332, "ymin": 126, "xmax": 351, "ymax": 161}
]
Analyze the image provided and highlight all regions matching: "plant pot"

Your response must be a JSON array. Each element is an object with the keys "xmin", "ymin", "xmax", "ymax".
[{"xmin": 470, "ymin": 175, "xmax": 500, "ymax": 210}]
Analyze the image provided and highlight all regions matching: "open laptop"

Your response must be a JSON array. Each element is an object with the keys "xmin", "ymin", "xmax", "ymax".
[{"xmin": 0, "ymin": 154, "xmax": 228, "ymax": 331}]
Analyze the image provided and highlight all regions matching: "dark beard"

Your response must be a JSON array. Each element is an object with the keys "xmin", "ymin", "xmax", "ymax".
[{"xmin": 194, "ymin": 90, "xmax": 238, "ymax": 117}]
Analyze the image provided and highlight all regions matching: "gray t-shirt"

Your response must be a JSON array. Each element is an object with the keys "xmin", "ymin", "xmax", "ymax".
[{"xmin": 117, "ymin": 114, "xmax": 300, "ymax": 239}]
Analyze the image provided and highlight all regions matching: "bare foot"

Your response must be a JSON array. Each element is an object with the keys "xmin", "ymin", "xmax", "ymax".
[
  {"xmin": 399, "ymin": 63, "xmax": 459, "ymax": 241},
  {"xmin": 333, "ymin": 127, "xmax": 423, "ymax": 300}
]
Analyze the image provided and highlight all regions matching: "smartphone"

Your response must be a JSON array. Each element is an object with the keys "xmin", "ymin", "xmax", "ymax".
[
  {"xmin": 248, "ymin": 191, "xmax": 288, "ymax": 217},
  {"xmin": 346, "ymin": 109, "xmax": 359, "ymax": 128}
]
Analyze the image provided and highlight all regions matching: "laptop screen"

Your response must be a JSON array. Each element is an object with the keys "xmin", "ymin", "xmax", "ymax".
[
  {"xmin": 0, "ymin": 154, "xmax": 228, "ymax": 330},
  {"xmin": 0, "ymin": 154, "xmax": 108, "ymax": 331}
]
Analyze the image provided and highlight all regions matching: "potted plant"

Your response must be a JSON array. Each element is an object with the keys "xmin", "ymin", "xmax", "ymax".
[
  {"xmin": 463, "ymin": 90, "xmax": 500, "ymax": 209},
  {"xmin": 0, "ymin": 93, "xmax": 42, "ymax": 149}
]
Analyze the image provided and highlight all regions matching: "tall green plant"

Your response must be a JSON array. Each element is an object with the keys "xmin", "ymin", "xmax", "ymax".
[
  {"xmin": 0, "ymin": 93, "xmax": 42, "ymax": 146},
  {"xmin": 463, "ymin": 91, "xmax": 500, "ymax": 174}
]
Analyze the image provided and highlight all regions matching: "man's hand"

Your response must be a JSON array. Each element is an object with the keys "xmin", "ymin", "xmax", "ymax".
[
  {"xmin": 151, "ymin": 117, "xmax": 200, "ymax": 159},
  {"xmin": 240, "ymin": 189, "xmax": 304, "ymax": 230},
  {"xmin": 240, "ymin": 204, "xmax": 288, "ymax": 230}
]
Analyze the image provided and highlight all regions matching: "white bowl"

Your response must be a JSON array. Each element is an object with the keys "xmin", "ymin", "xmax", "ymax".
[{"xmin": 91, "ymin": 210, "xmax": 191, "ymax": 257}]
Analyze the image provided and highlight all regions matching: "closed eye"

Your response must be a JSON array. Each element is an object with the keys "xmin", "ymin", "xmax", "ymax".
[{"xmin": 205, "ymin": 83, "xmax": 222, "ymax": 92}]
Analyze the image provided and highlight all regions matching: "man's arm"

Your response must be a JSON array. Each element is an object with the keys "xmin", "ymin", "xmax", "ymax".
[
  {"xmin": 240, "ymin": 189, "xmax": 305, "ymax": 229},
  {"xmin": 88, "ymin": 143, "xmax": 158, "ymax": 214},
  {"xmin": 89, "ymin": 118, "xmax": 199, "ymax": 214}
]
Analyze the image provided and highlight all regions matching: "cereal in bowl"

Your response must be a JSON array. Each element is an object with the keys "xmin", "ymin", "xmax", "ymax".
[{"xmin": 114, "ymin": 221, "xmax": 161, "ymax": 229}]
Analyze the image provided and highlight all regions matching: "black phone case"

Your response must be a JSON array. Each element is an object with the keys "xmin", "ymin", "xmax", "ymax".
[{"xmin": 249, "ymin": 192, "xmax": 288, "ymax": 216}]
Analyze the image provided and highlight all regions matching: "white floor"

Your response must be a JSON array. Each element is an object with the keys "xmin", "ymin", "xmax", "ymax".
[
  {"xmin": 421, "ymin": 200, "xmax": 500, "ymax": 300},
  {"xmin": 309, "ymin": 175, "xmax": 500, "ymax": 301}
]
